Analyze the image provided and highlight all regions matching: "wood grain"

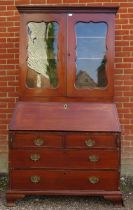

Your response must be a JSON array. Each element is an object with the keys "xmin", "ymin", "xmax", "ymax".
[{"xmin": 9, "ymin": 102, "xmax": 121, "ymax": 132}]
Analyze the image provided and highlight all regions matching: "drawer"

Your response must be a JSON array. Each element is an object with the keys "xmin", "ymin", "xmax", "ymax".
[
  {"xmin": 10, "ymin": 170, "xmax": 119, "ymax": 191},
  {"xmin": 66, "ymin": 134, "xmax": 117, "ymax": 148},
  {"xmin": 11, "ymin": 133, "xmax": 63, "ymax": 148},
  {"xmin": 10, "ymin": 149, "xmax": 119, "ymax": 169}
]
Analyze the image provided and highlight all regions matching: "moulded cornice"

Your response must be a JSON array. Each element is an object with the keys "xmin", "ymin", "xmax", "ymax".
[{"xmin": 16, "ymin": 5, "xmax": 119, "ymax": 14}]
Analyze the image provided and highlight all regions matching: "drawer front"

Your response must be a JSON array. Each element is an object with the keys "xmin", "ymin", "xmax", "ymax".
[
  {"xmin": 12, "ymin": 133, "xmax": 63, "ymax": 148},
  {"xmin": 10, "ymin": 149, "xmax": 119, "ymax": 169},
  {"xmin": 66, "ymin": 134, "xmax": 117, "ymax": 148},
  {"xmin": 10, "ymin": 170, "xmax": 119, "ymax": 191}
]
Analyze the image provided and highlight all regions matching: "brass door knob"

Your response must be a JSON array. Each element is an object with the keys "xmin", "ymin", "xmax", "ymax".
[
  {"xmin": 85, "ymin": 139, "xmax": 95, "ymax": 147},
  {"xmin": 89, "ymin": 176, "xmax": 99, "ymax": 184},
  {"xmin": 34, "ymin": 138, "xmax": 44, "ymax": 146},
  {"xmin": 89, "ymin": 155, "xmax": 99, "ymax": 162},
  {"xmin": 30, "ymin": 154, "xmax": 40, "ymax": 162},
  {"xmin": 30, "ymin": 175, "xmax": 40, "ymax": 183}
]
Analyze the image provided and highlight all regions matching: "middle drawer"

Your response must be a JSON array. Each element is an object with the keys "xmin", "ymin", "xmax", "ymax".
[{"xmin": 10, "ymin": 149, "xmax": 119, "ymax": 169}]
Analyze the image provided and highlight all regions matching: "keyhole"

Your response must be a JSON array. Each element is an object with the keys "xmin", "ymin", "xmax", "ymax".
[{"xmin": 64, "ymin": 104, "xmax": 68, "ymax": 110}]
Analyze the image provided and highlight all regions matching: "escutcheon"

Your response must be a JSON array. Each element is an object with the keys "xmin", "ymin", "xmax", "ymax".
[
  {"xmin": 34, "ymin": 138, "xmax": 44, "ymax": 146},
  {"xmin": 30, "ymin": 154, "xmax": 40, "ymax": 162},
  {"xmin": 85, "ymin": 139, "xmax": 95, "ymax": 147},
  {"xmin": 89, "ymin": 155, "xmax": 99, "ymax": 162},
  {"xmin": 89, "ymin": 176, "xmax": 99, "ymax": 184},
  {"xmin": 30, "ymin": 175, "xmax": 40, "ymax": 183}
]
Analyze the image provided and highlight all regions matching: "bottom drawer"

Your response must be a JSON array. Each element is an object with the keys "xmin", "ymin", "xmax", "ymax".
[{"xmin": 10, "ymin": 170, "xmax": 119, "ymax": 191}]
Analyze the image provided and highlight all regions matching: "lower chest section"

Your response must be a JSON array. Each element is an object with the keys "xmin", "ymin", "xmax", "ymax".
[{"xmin": 9, "ymin": 131, "xmax": 120, "ymax": 191}]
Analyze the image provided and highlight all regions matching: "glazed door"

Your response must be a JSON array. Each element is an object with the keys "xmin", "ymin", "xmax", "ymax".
[
  {"xmin": 67, "ymin": 13, "xmax": 115, "ymax": 100},
  {"xmin": 19, "ymin": 13, "xmax": 66, "ymax": 98},
  {"xmin": 19, "ymin": 11, "xmax": 116, "ymax": 101}
]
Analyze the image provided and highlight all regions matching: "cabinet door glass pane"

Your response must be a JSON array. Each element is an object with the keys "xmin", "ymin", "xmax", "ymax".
[
  {"xmin": 75, "ymin": 22, "xmax": 107, "ymax": 88},
  {"xmin": 26, "ymin": 22, "xmax": 59, "ymax": 88}
]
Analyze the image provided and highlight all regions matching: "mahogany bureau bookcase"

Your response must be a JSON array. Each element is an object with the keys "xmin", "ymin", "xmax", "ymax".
[{"xmin": 6, "ymin": 5, "xmax": 122, "ymax": 206}]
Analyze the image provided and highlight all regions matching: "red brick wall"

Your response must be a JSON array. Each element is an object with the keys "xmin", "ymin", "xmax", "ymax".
[{"xmin": 0, "ymin": 0, "xmax": 133, "ymax": 174}]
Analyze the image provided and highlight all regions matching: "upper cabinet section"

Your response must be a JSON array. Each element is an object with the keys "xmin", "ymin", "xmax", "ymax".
[{"xmin": 17, "ymin": 5, "xmax": 118, "ymax": 101}]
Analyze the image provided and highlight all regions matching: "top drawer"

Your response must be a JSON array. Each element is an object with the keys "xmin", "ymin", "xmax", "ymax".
[
  {"xmin": 11, "ymin": 133, "xmax": 63, "ymax": 148},
  {"xmin": 65, "ymin": 134, "xmax": 118, "ymax": 149}
]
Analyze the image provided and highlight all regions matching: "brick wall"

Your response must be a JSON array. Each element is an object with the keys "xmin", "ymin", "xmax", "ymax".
[{"xmin": 0, "ymin": 0, "xmax": 133, "ymax": 174}]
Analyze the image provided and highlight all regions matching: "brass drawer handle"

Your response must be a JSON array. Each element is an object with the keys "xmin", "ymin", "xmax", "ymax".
[
  {"xmin": 89, "ymin": 176, "xmax": 99, "ymax": 184},
  {"xmin": 30, "ymin": 175, "xmax": 40, "ymax": 183},
  {"xmin": 85, "ymin": 139, "xmax": 95, "ymax": 147},
  {"xmin": 89, "ymin": 155, "xmax": 99, "ymax": 162},
  {"xmin": 34, "ymin": 138, "xmax": 44, "ymax": 146},
  {"xmin": 30, "ymin": 154, "xmax": 40, "ymax": 162}
]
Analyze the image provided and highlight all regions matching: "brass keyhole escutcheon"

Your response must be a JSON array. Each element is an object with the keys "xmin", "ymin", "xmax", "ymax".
[{"xmin": 64, "ymin": 104, "xmax": 68, "ymax": 110}]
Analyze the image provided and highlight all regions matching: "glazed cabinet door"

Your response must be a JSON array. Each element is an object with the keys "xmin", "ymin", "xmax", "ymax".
[
  {"xmin": 18, "ymin": 7, "xmax": 117, "ymax": 101},
  {"xmin": 19, "ymin": 13, "xmax": 66, "ymax": 99},
  {"xmin": 67, "ymin": 13, "xmax": 115, "ymax": 101}
]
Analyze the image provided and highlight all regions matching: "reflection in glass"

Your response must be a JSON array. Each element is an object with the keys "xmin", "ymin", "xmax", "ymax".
[
  {"xmin": 26, "ymin": 22, "xmax": 59, "ymax": 88},
  {"xmin": 75, "ymin": 22, "xmax": 108, "ymax": 89},
  {"xmin": 76, "ymin": 22, "xmax": 107, "ymax": 37},
  {"xmin": 77, "ymin": 38, "xmax": 106, "ymax": 58}
]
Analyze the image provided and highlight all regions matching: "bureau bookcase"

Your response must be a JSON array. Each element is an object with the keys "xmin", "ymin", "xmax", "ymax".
[{"xmin": 6, "ymin": 5, "xmax": 122, "ymax": 206}]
